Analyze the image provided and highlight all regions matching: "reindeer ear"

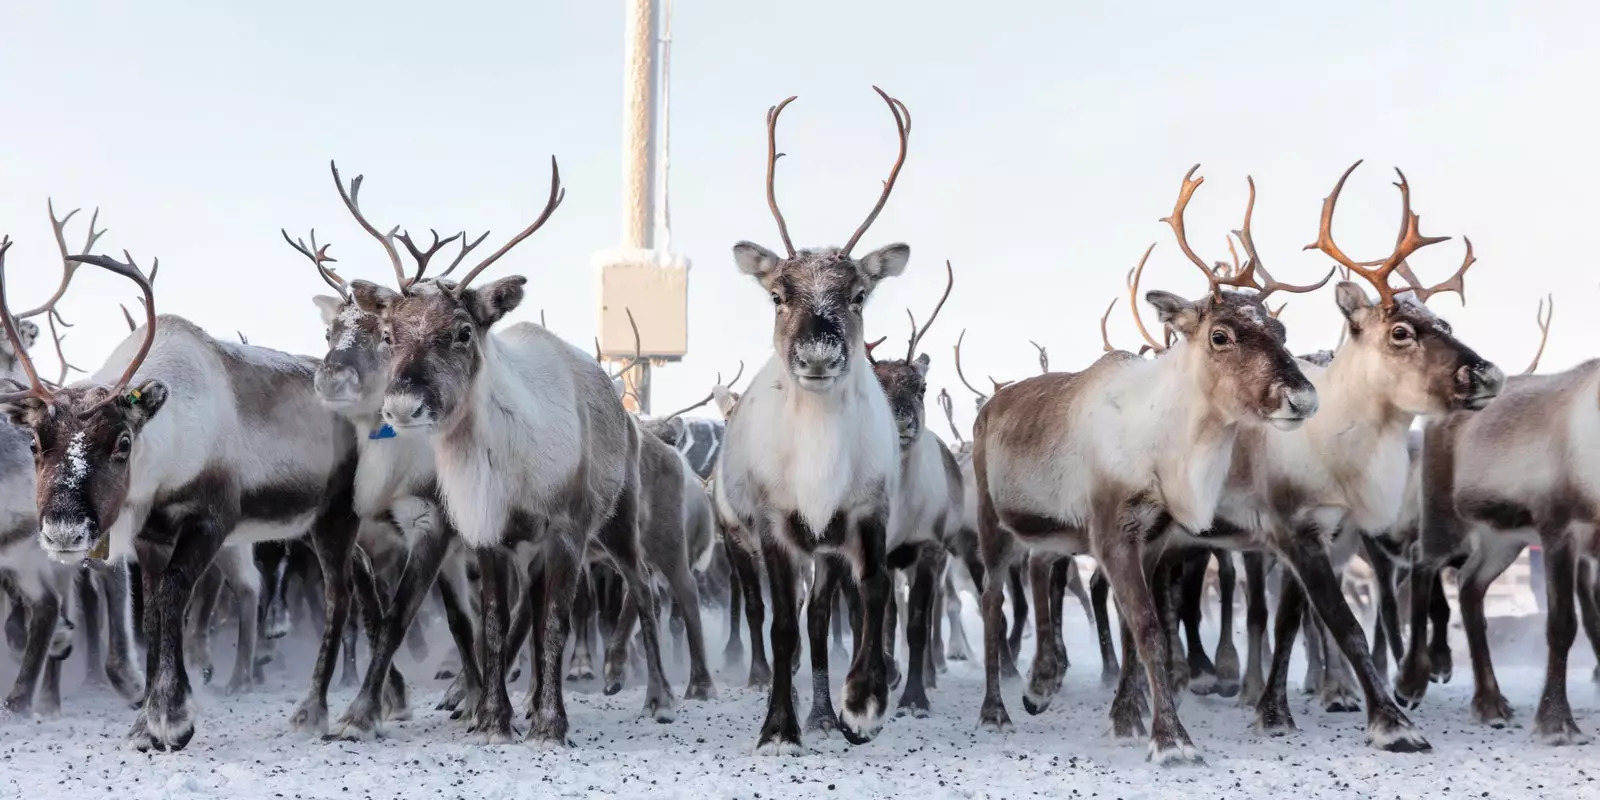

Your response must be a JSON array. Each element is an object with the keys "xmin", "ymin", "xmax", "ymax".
[
  {"xmin": 913, "ymin": 353, "xmax": 931, "ymax": 377},
  {"xmin": 16, "ymin": 320, "xmax": 39, "ymax": 352},
  {"xmin": 859, "ymin": 243, "xmax": 910, "ymax": 283},
  {"xmin": 1334, "ymin": 280, "xmax": 1375, "ymax": 325},
  {"xmin": 119, "ymin": 380, "xmax": 168, "ymax": 431},
  {"xmin": 312, "ymin": 295, "xmax": 345, "ymax": 327},
  {"xmin": 349, "ymin": 281, "xmax": 400, "ymax": 317},
  {"xmin": 733, "ymin": 242, "xmax": 781, "ymax": 279},
  {"xmin": 0, "ymin": 380, "xmax": 46, "ymax": 429},
  {"xmin": 712, "ymin": 386, "xmax": 739, "ymax": 417},
  {"xmin": 1145, "ymin": 291, "xmax": 1201, "ymax": 339},
  {"xmin": 463, "ymin": 276, "xmax": 527, "ymax": 328}
]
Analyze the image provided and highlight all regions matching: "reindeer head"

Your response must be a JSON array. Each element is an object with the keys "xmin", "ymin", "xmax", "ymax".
[
  {"xmin": 322, "ymin": 159, "xmax": 561, "ymax": 434},
  {"xmin": 0, "ymin": 232, "xmax": 162, "ymax": 563},
  {"xmin": 736, "ymin": 88, "xmax": 914, "ymax": 393},
  {"xmin": 1147, "ymin": 166, "xmax": 1331, "ymax": 430},
  {"xmin": 0, "ymin": 318, "xmax": 40, "ymax": 382},
  {"xmin": 1305, "ymin": 161, "xmax": 1503, "ymax": 414},
  {"xmin": 869, "ymin": 259, "xmax": 952, "ymax": 449}
]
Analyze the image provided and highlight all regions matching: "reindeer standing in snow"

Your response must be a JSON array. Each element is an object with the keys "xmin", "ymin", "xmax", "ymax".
[
  {"xmin": 717, "ymin": 86, "xmax": 913, "ymax": 752},
  {"xmin": 348, "ymin": 157, "xmax": 676, "ymax": 744}
]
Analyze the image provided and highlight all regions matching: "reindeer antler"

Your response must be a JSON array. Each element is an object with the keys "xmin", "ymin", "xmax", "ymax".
[
  {"xmin": 1161, "ymin": 167, "xmax": 1331, "ymax": 303},
  {"xmin": 1028, "ymin": 340, "xmax": 1048, "ymax": 374},
  {"xmin": 453, "ymin": 157, "xmax": 565, "ymax": 293},
  {"xmin": 1523, "ymin": 293, "xmax": 1554, "ymax": 375},
  {"xmin": 937, "ymin": 388, "xmax": 965, "ymax": 446},
  {"xmin": 1302, "ymin": 161, "xmax": 1452, "ymax": 309},
  {"xmin": 661, "ymin": 361, "xmax": 747, "ymax": 420},
  {"xmin": 280, "ymin": 228, "xmax": 347, "ymax": 299},
  {"xmin": 952, "ymin": 329, "xmax": 987, "ymax": 401},
  {"xmin": 45, "ymin": 310, "xmax": 83, "ymax": 387},
  {"xmin": 1099, "ymin": 298, "xmax": 1118, "ymax": 353},
  {"xmin": 329, "ymin": 161, "xmax": 407, "ymax": 289},
  {"xmin": 865, "ymin": 336, "xmax": 888, "ymax": 364},
  {"xmin": 1125, "ymin": 242, "xmax": 1165, "ymax": 354},
  {"xmin": 16, "ymin": 200, "xmax": 106, "ymax": 320},
  {"xmin": 906, "ymin": 259, "xmax": 953, "ymax": 362},
  {"xmin": 396, "ymin": 229, "xmax": 463, "ymax": 285},
  {"xmin": 605, "ymin": 307, "xmax": 644, "ymax": 382},
  {"xmin": 64, "ymin": 251, "xmax": 158, "ymax": 415},
  {"xmin": 764, "ymin": 96, "xmax": 799, "ymax": 258},
  {"xmin": 0, "ymin": 238, "xmax": 52, "ymax": 404},
  {"xmin": 841, "ymin": 87, "xmax": 912, "ymax": 256}
]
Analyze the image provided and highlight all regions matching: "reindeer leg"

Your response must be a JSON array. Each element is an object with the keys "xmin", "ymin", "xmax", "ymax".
[
  {"xmin": 754, "ymin": 521, "xmax": 802, "ymax": 755},
  {"xmin": 1023, "ymin": 553, "xmax": 1065, "ymax": 715},
  {"xmin": 91, "ymin": 561, "xmax": 144, "ymax": 704},
  {"xmin": 804, "ymin": 557, "xmax": 843, "ymax": 734},
  {"xmin": 1239, "ymin": 552, "xmax": 1268, "ymax": 708},
  {"xmin": 289, "ymin": 501, "xmax": 361, "ymax": 738},
  {"xmin": 217, "ymin": 549, "xmax": 261, "ymax": 696},
  {"xmin": 1179, "ymin": 552, "xmax": 1216, "ymax": 696},
  {"xmin": 901, "ymin": 544, "xmax": 937, "ymax": 706},
  {"xmin": 723, "ymin": 546, "xmax": 745, "ymax": 666},
  {"xmin": 944, "ymin": 568, "xmax": 975, "ymax": 664},
  {"xmin": 568, "ymin": 569, "xmax": 597, "ymax": 681},
  {"xmin": 1393, "ymin": 560, "xmax": 1438, "ymax": 709},
  {"xmin": 1254, "ymin": 575, "xmax": 1302, "ymax": 735},
  {"xmin": 183, "ymin": 562, "xmax": 223, "ymax": 687},
  {"xmin": 142, "ymin": 522, "xmax": 227, "ymax": 752},
  {"xmin": 76, "ymin": 566, "xmax": 106, "ymax": 688},
  {"xmin": 975, "ymin": 513, "xmax": 1017, "ymax": 732},
  {"xmin": 1458, "ymin": 538, "xmax": 1521, "ymax": 727},
  {"xmin": 435, "ymin": 561, "xmax": 481, "ymax": 713},
  {"xmin": 929, "ymin": 549, "xmax": 948, "ymax": 676},
  {"xmin": 1299, "ymin": 608, "xmax": 1324, "ymax": 696},
  {"xmin": 1532, "ymin": 532, "xmax": 1588, "ymax": 745},
  {"xmin": 467, "ymin": 547, "xmax": 515, "ymax": 744},
  {"xmin": 1, "ymin": 574, "xmax": 58, "ymax": 718},
  {"xmin": 1212, "ymin": 551, "xmax": 1240, "ymax": 698},
  {"xmin": 1274, "ymin": 528, "xmax": 1430, "ymax": 753},
  {"xmin": 838, "ymin": 509, "xmax": 893, "ymax": 747},
  {"xmin": 1004, "ymin": 563, "xmax": 1028, "ymax": 679},
  {"xmin": 1575, "ymin": 559, "xmax": 1600, "ymax": 686},
  {"xmin": 729, "ymin": 541, "xmax": 770, "ymax": 687},
  {"xmin": 1090, "ymin": 567, "xmax": 1119, "ymax": 688},
  {"xmin": 666, "ymin": 556, "xmax": 715, "ymax": 701},
  {"xmin": 1426, "ymin": 571, "xmax": 1452, "ymax": 684}
]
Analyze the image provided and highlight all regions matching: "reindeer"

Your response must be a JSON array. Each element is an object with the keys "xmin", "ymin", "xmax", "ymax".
[
  {"xmin": 346, "ymin": 156, "xmax": 678, "ymax": 744},
  {"xmin": 970, "ymin": 165, "xmax": 1325, "ymax": 764},
  {"xmin": 1393, "ymin": 290, "xmax": 1600, "ymax": 744},
  {"xmin": 860, "ymin": 260, "xmax": 964, "ymax": 716},
  {"xmin": 716, "ymin": 86, "xmax": 914, "ymax": 752},
  {"xmin": 279, "ymin": 186, "xmax": 488, "ymax": 740}
]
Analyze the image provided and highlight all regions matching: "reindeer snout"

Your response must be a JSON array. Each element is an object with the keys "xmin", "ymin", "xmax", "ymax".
[
  {"xmin": 381, "ymin": 393, "xmax": 434, "ymax": 429},
  {"xmin": 314, "ymin": 366, "xmax": 360, "ymax": 404},
  {"xmin": 1457, "ymin": 361, "xmax": 1504, "ymax": 410},
  {"xmin": 1267, "ymin": 382, "xmax": 1319, "ymax": 431},
  {"xmin": 39, "ymin": 517, "xmax": 94, "ymax": 563}
]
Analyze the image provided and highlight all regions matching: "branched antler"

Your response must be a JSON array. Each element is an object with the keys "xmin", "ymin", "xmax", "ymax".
[
  {"xmin": 452, "ymin": 156, "xmax": 565, "ymax": 292},
  {"xmin": 17, "ymin": 201, "xmax": 107, "ymax": 320},
  {"xmin": 1028, "ymin": 340, "xmax": 1048, "ymax": 374},
  {"xmin": 906, "ymin": 259, "xmax": 953, "ymax": 362},
  {"xmin": 842, "ymin": 86, "xmax": 912, "ymax": 256},
  {"xmin": 397, "ymin": 229, "xmax": 464, "ymax": 285},
  {"xmin": 937, "ymin": 388, "xmax": 965, "ymax": 446},
  {"xmin": 329, "ymin": 161, "xmax": 407, "ymax": 288},
  {"xmin": 865, "ymin": 335, "xmax": 888, "ymax": 364},
  {"xmin": 661, "ymin": 361, "xmax": 747, "ymax": 420},
  {"xmin": 46, "ymin": 309, "xmax": 83, "ymax": 386},
  {"xmin": 0, "ymin": 237, "xmax": 51, "ymax": 404},
  {"xmin": 1303, "ymin": 161, "xmax": 1453, "ymax": 308},
  {"xmin": 280, "ymin": 228, "xmax": 346, "ymax": 298},
  {"xmin": 606, "ymin": 307, "xmax": 644, "ymax": 382},
  {"xmin": 1161, "ymin": 167, "xmax": 1331, "ymax": 303},
  {"xmin": 1523, "ymin": 294, "xmax": 1554, "ymax": 375},
  {"xmin": 765, "ymin": 96, "xmax": 799, "ymax": 257},
  {"xmin": 63, "ymin": 251, "xmax": 158, "ymax": 415}
]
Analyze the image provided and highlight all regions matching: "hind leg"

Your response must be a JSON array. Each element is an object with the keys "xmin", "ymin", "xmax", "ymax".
[
  {"xmin": 666, "ymin": 560, "xmax": 715, "ymax": 701},
  {"xmin": 183, "ymin": 562, "xmax": 224, "ymax": 687},
  {"xmin": 1576, "ymin": 559, "xmax": 1600, "ymax": 686}
]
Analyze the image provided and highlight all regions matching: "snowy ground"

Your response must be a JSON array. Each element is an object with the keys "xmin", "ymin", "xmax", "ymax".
[{"xmin": 2, "ymin": 588, "xmax": 1597, "ymax": 800}]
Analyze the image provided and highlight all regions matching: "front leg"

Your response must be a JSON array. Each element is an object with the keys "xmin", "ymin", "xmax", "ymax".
[
  {"xmin": 89, "ymin": 561, "xmax": 145, "ymax": 704},
  {"xmin": 1531, "ymin": 534, "xmax": 1588, "ymax": 745},
  {"xmin": 290, "ymin": 506, "xmax": 360, "ymax": 737},
  {"xmin": 755, "ymin": 524, "xmax": 803, "ymax": 755},
  {"xmin": 1023, "ymin": 553, "xmax": 1065, "ymax": 715},
  {"xmin": 142, "ymin": 520, "xmax": 228, "ymax": 752},
  {"xmin": 804, "ymin": 559, "xmax": 842, "ymax": 734},
  {"xmin": 1393, "ymin": 561, "xmax": 1438, "ymax": 709},
  {"xmin": 840, "ymin": 511, "xmax": 892, "ymax": 746},
  {"xmin": 898, "ymin": 547, "xmax": 938, "ymax": 717}
]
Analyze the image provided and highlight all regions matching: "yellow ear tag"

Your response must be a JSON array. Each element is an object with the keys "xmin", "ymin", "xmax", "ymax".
[
  {"xmin": 127, "ymin": 388, "xmax": 142, "ymax": 405},
  {"xmin": 89, "ymin": 537, "xmax": 110, "ymax": 561}
]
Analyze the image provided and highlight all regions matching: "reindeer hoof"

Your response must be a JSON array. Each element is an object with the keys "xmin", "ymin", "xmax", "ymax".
[
  {"xmin": 1148, "ymin": 739, "xmax": 1203, "ymax": 766},
  {"xmin": 1253, "ymin": 705, "xmax": 1296, "ymax": 737},
  {"xmin": 1472, "ymin": 693, "xmax": 1515, "ymax": 728},
  {"xmin": 684, "ymin": 682, "xmax": 715, "ymax": 702}
]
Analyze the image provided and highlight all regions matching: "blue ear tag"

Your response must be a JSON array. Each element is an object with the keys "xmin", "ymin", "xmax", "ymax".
[{"xmin": 369, "ymin": 424, "xmax": 397, "ymax": 440}]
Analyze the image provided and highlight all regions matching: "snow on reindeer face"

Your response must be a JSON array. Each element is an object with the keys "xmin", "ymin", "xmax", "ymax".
[
  {"xmin": 733, "ymin": 243, "xmax": 909, "ymax": 392},
  {"xmin": 872, "ymin": 354, "xmax": 930, "ymax": 449},
  {"xmin": 349, "ymin": 277, "xmax": 525, "ymax": 433},
  {"xmin": 1, "ymin": 382, "xmax": 168, "ymax": 561},
  {"xmin": 311, "ymin": 295, "xmax": 387, "ymax": 413}
]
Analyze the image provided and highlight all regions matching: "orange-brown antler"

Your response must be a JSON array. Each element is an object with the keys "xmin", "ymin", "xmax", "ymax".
[
  {"xmin": 765, "ymin": 96, "xmax": 798, "ymax": 258},
  {"xmin": 1125, "ymin": 242, "xmax": 1165, "ymax": 354},
  {"xmin": 865, "ymin": 336, "xmax": 888, "ymax": 364},
  {"xmin": 1099, "ymin": 298, "xmax": 1118, "ymax": 353},
  {"xmin": 1228, "ymin": 176, "xmax": 1336, "ymax": 303},
  {"xmin": 952, "ymin": 329, "xmax": 986, "ymax": 400},
  {"xmin": 1303, "ymin": 161, "xmax": 1452, "ymax": 308},
  {"xmin": 1523, "ymin": 294, "xmax": 1554, "ymax": 375},
  {"xmin": 280, "ymin": 228, "xmax": 347, "ymax": 299},
  {"xmin": 905, "ymin": 259, "xmax": 954, "ymax": 362},
  {"xmin": 841, "ymin": 86, "xmax": 912, "ymax": 256}
]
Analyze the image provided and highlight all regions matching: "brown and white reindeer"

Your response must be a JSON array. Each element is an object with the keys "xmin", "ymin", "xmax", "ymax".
[
  {"xmin": 1395, "ymin": 286, "xmax": 1600, "ymax": 744},
  {"xmin": 969, "ymin": 165, "xmax": 1323, "ymax": 764},
  {"xmin": 0, "ymin": 233, "xmax": 384, "ymax": 750},
  {"xmin": 717, "ymin": 86, "xmax": 914, "ymax": 752},
  {"xmin": 281, "ymin": 174, "xmax": 488, "ymax": 740},
  {"xmin": 346, "ymin": 156, "xmax": 678, "ymax": 744}
]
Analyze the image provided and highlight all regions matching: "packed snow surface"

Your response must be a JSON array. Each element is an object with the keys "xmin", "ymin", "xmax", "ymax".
[{"xmin": 1, "ymin": 591, "xmax": 1595, "ymax": 800}]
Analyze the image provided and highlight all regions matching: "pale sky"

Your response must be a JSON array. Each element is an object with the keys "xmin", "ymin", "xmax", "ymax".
[{"xmin": 2, "ymin": 2, "xmax": 1596, "ymax": 436}]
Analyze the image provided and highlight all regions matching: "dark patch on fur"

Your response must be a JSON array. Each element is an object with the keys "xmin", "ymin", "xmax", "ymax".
[{"xmin": 240, "ymin": 479, "xmax": 328, "ymax": 525}]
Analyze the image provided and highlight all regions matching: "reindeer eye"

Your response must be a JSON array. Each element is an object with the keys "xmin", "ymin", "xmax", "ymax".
[
  {"xmin": 112, "ymin": 432, "xmax": 133, "ymax": 461},
  {"xmin": 28, "ymin": 436, "xmax": 39, "ymax": 456},
  {"xmin": 1390, "ymin": 325, "xmax": 1414, "ymax": 344},
  {"xmin": 1209, "ymin": 329, "xmax": 1232, "ymax": 348},
  {"xmin": 324, "ymin": 329, "xmax": 332, "ymax": 343},
  {"xmin": 852, "ymin": 291, "xmax": 867, "ymax": 309},
  {"xmin": 456, "ymin": 326, "xmax": 473, "ymax": 344},
  {"xmin": 381, "ymin": 328, "xmax": 392, "ymax": 345},
  {"xmin": 770, "ymin": 293, "xmax": 783, "ymax": 307}
]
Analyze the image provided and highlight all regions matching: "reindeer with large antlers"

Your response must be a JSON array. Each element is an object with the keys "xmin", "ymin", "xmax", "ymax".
[
  {"xmin": 281, "ymin": 168, "xmax": 487, "ymax": 740},
  {"xmin": 0, "ymin": 219, "xmax": 380, "ymax": 749},
  {"xmin": 969, "ymin": 164, "xmax": 1324, "ymax": 764},
  {"xmin": 716, "ymin": 86, "xmax": 914, "ymax": 751},
  {"xmin": 1116, "ymin": 162, "xmax": 1500, "ymax": 753},
  {"xmin": 346, "ymin": 156, "xmax": 682, "ymax": 744}
]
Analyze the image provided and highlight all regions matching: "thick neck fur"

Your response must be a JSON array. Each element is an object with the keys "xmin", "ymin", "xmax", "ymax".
[
  {"xmin": 721, "ymin": 351, "xmax": 900, "ymax": 540},
  {"xmin": 426, "ymin": 326, "xmax": 589, "ymax": 549},
  {"xmin": 336, "ymin": 388, "xmax": 439, "ymax": 522}
]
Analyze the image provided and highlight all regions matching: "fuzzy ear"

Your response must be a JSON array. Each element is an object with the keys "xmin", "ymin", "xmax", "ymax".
[
  {"xmin": 733, "ymin": 241, "xmax": 782, "ymax": 278},
  {"xmin": 119, "ymin": 379, "xmax": 169, "ymax": 431},
  {"xmin": 859, "ymin": 243, "xmax": 910, "ymax": 283},
  {"xmin": 349, "ymin": 280, "xmax": 401, "ymax": 317},
  {"xmin": 1334, "ymin": 280, "xmax": 1375, "ymax": 324},
  {"xmin": 463, "ymin": 276, "xmax": 527, "ymax": 328},
  {"xmin": 312, "ymin": 295, "xmax": 345, "ymax": 327},
  {"xmin": 1145, "ymin": 291, "xmax": 1201, "ymax": 339},
  {"xmin": 913, "ymin": 353, "xmax": 931, "ymax": 377},
  {"xmin": 15, "ymin": 319, "xmax": 39, "ymax": 352},
  {"xmin": 712, "ymin": 386, "xmax": 740, "ymax": 418},
  {"xmin": 0, "ymin": 380, "xmax": 46, "ymax": 429}
]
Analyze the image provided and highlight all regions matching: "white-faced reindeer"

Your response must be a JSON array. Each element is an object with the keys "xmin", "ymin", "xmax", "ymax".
[
  {"xmin": 0, "ymin": 234, "xmax": 381, "ymax": 751},
  {"xmin": 717, "ymin": 86, "xmax": 913, "ymax": 752},
  {"xmin": 346, "ymin": 157, "xmax": 678, "ymax": 744},
  {"xmin": 281, "ymin": 175, "xmax": 488, "ymax": 741},
  {"xmin": 861, "ymin": 260, "xmax": 964, "ymax": 717},
  {"xmin": 970, "ymin": 165, "xmax": 1324, "ymax": 764},
  {"xmin": 1396, "ymin": 290, "xmax": 1600, "ymax": 744}
]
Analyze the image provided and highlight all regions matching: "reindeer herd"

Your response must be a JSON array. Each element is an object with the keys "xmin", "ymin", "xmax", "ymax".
[{"xmin": 0, "ymin": 86, "xmax": 1596, "ymax": 768}]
